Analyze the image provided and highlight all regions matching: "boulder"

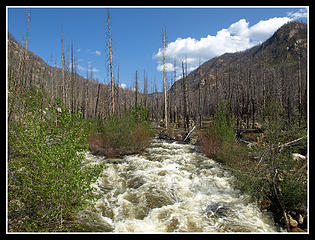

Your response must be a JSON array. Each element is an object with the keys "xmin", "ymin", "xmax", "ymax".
[
  {"xmin": 108, "ymin": 158, "xmax": 124, "ymax": 164},
  {"xmin": 259, "ymin": 199, "xmax": 271, "ymax": 210},
  {"xmin": 158, "ymin": 131, "xmax": 176, "ymax": 141},
  {"xmin": 292, "ymin": 153, "xmax": 306, "ymax": 161},
  {"xmin": 298, "ymin": 214, "xmax": 304, "ymax": 225},
  {"xmin": 288, "ymin": 214, "xmax": 298, "ymax": 228}
]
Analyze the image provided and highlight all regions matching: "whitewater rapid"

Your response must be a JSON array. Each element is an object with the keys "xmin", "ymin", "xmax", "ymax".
[{"xmin": 78, "ymin": 138, "xmax": 278, "ymax": 232}]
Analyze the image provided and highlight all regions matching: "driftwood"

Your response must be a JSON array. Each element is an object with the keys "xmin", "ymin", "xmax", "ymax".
[
  {"xmin": 276, "ymin": 136, "xmax": 307, "ymax": 152},
  {"xmin": 238, "ymin": 138, "xmax": 257, "ymax": 148},
  {"xmin": 257, "ymin": 136, "xmax": 307, "ymax": 164},
  {"xmin": 183, "ymin": 126, "xmax": 196, "ymax": 142}
]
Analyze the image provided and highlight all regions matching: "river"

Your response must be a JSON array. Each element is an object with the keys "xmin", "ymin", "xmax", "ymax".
[{"xmin": 78, "ymin": 138, "xmax": 279, "ymax": 232}]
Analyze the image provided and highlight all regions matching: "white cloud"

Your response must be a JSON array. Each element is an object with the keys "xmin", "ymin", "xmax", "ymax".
[
  {"xmin": 287, "ymin": 8, "xmax": 307, "ymax": 20},
  {"xmin": 120, "ymin": 83, "xmax": 127, "ymax": 89},
  {"xmin": 77, "ymin": 64, "xmax": 99, "ymax": 73},
  {"xmin": 228, "ymin": 19, "xmax": 249, "ymax": 37},
  {"xmin": 156, "ymin": 62, "xmax": 175, "ymax": 72},
  {"xmin": 153, "ymin": 14, "xmax": 301, "ymax": 74},
  {"xmin": 95, "ymin": 50, "xmax": 101, "ymax": 56},
  {"xmin": 248, "ymin": 17, "xmax": 291, "ymax": 43}
]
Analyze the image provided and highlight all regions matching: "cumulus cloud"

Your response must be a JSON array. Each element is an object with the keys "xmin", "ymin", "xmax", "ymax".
[
  {"xmin": 248, "ymin": 17, "xmax": 291, "ymax": 43},
  {"xmin": 120, "ymin": 83, "xmax": 127, "ymax": 89},
  {"xmin": 153, "ymin": 13, "xmax": 304, "ymax": 74},
  {"xmin": 156, "ymin": 62, "xmax": 175, "ymax": 72},
  {"xmin": 95, "ymin": 50, "xmax": 101, "ymax": 56}
]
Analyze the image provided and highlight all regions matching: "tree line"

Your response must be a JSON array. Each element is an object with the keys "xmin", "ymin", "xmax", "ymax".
[{"xmin": 8, "ymin": 11, "xmax": 307, "ymax": 133}]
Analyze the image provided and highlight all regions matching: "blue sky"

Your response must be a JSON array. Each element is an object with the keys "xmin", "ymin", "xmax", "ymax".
[{"xmin": 7, "ymin": 7, "xmax": 307, "ymax": 92}]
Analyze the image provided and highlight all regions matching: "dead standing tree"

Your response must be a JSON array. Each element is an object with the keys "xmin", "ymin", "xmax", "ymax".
[
  {"xmin": 106, "ymin": 8, "xmax": 115, "ymax": 115},
  {"xmin": 143, "ymin": 70, "xmax": 148, "ymax": 109},
  {"xmin": 22, "ymin": 8, "xmax": 31, "ymax": 90},
  {"xmin": 135, "ymin": 70, "xmax": 138, "ymax": 108},
  {"xmin": 61, "ymin": 30, "xmax": 66, "ymax": 105},
  {"xmin": 162, "ymin": 26, "xmax": 168, "ymax": 129},
  {"xmin": 182, "ymin": 59, "xmax": 189, "ymax": 130},
  {"xmin": 173, "ymin": 58, "xmax": 177, "ymax": 123}
]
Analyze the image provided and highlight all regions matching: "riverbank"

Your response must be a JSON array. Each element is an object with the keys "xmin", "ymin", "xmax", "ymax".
[{"xmin": 154, "ymin": 120, "xmax": 307, "ymax": 233}]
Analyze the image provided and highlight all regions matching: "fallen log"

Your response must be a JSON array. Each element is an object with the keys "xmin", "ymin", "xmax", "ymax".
[
  {"xmin": 276, "ymin": 136, "xmax": 307, "ymax": 152},
  {"xmin": 183, "ymin": 126, "xmax": 196, "ymax": 142},
  {"xmin": 257, "ymin": 136, "xmax": 307, "ymax": 164}
]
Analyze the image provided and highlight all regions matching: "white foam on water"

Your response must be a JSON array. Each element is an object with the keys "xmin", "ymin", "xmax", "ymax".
[{"xmin": 78, "ymin": 139, "xmax": 278, "ymax": 232}]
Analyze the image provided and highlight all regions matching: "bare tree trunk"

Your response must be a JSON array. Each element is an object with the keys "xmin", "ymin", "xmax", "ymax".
[
  {"xmin": 71, "ymin": 40, "xmax": 74, "ymax": 114},
  {"xmin": 298, "ymin": 52, "xmax": 302, "ymax": 127},
  {"xmin": 65, "ymin": 45, "xmax": 70, "ymax": 109},
  {"xmin": 262, "ymin": 62, "xmax": 266, "ymax": 121},
  {"xmin": 116, "ymin": 64, "xmax": 120, "ymax": 116},
  {"xmin": 61, "ymin": 30, "xmax": 66, "ymax": 105},
  {"xmin": 173, "ymin": 58, "xmax": 177, "ymax": 123},
  {"xmin": 84, "ymin": 67, "xmax": 89, "ymax": 118},
  {"xmin": 163, "ymin": 26, "xmax": 168, "ymax": 129},
  {"xmin": 215, "ymin": 66, "xmax": 218, "ymax": 111},
  {"xmin": 135, "ymin": 70, "xmax": 138, "ymax": 108},
  {"xmin": 182, "ymin": 60, "xmax": 189, "ymax": 130},
  {"xmin": 199, "ymin": 86, "xmax": 203, "ymax": 128},
  {"xmin": 95, "ymin": 83, "xmax": 101, "ymax": 117},
  {"xmin": 107, "ymin": 8, "xmax": 115, "ymax": 115},
  {"xmin": 22, "ymin": 8, "xmax": 31, "ymax": 89},
  {"xmin": 143, "ymin": 70, "xmax": 148, "ymax": 108}
]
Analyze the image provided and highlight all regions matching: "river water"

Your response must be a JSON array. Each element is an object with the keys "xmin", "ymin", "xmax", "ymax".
[{"xmin": 78, "ymin": 138, "xmax": 279, "ymax": 232}]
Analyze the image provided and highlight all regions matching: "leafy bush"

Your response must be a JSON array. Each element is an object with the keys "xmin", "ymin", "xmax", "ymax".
[
  {"xmin": 199, "ymin": 99, "xmax": 240, "ymax": 165},
  {"xmin": 211, "ymin": 99, "xmax": 235, "ymax": 143},
  {"xmin": 88, "ymin": 104, "xmax": 155, "ymax": 157},
  {"xmin": 8, "ymin": 87, "xmax": 104, "ymax": 232}
]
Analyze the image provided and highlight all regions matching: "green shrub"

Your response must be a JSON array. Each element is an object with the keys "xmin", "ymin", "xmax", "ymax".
[
  {"xmin": 8, "ymin": 87, "xmax": 104, "ymax": 232},
  {"xmin": 89, "ymin": 104, "xmax": 155, "ymax": 157},
  {"xmin": 199, "ymin": 99, "xmax": 239, "ymax": 165},
  {"xmin": 211, "ymin": 99, "xmax": 235, "ymax": 143}
]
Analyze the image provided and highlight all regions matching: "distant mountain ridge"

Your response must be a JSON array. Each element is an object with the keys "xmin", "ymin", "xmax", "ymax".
[{"xmin": 170, "ymin": 21, "xmax": 307, "ymax": 95}]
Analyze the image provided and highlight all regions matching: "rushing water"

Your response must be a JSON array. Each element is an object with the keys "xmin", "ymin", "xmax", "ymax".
[{"xmin": 78, "ymin": 138, "xmax": 278, "ymax": 232}]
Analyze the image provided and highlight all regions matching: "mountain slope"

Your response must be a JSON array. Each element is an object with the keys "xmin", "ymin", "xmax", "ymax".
[
  {"xmin": 7, "ymin": 33, "xmax": 145, "ymax": 118},
  {"xmin": 168, "ymin": 21, "xmax": 307, "ymax": 120}
]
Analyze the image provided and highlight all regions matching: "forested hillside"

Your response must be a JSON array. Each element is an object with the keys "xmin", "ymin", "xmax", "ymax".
[
  {"xmin": 167, "ymin": 21, "xmax": 307, "ymax": 129},
  {"xmin": 8, "ymin": 32, "xmax": 150, "ymax": 122}
]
